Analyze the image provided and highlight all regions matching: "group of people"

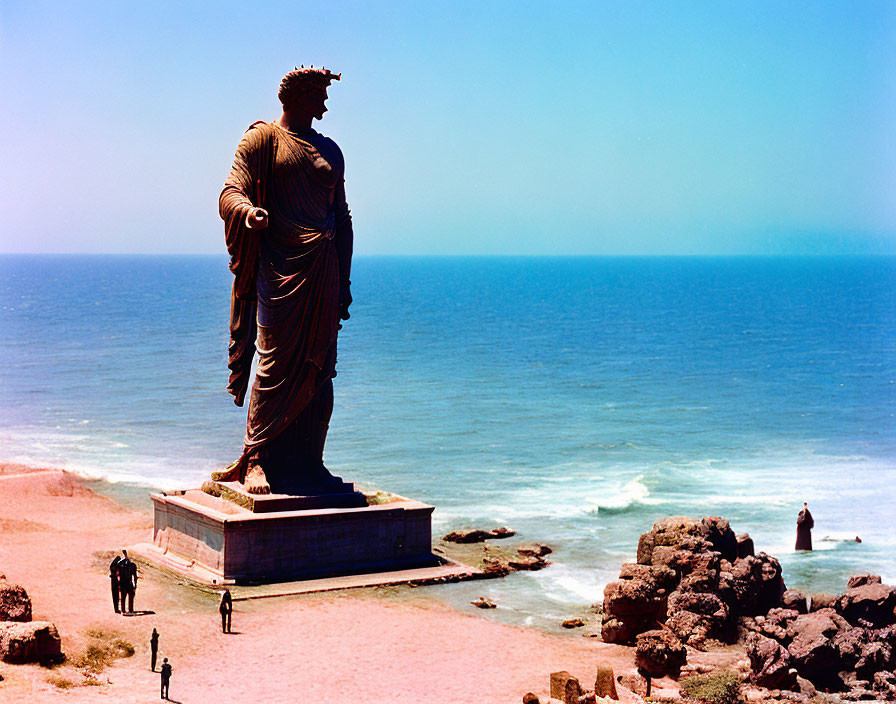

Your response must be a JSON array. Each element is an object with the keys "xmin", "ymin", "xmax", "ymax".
[{"xmin": 108, "ymin": 550, "xmax": 138, "ymax": 614}]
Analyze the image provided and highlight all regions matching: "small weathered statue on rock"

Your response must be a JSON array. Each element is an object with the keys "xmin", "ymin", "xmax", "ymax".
[
  {"xmin": 213, "ymin": 66, "xmax": 353, "ymax": 496},
  {"xmin": 795, "ymin": 501, "xmax": 814, "ymax": 551}
]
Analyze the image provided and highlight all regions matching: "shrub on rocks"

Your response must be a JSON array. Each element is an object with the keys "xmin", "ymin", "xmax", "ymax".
[
  {"xmin": 0, "ymin": 579, "xmax": 32, "ymax": 622},
  {"xmin": 634, "ymin": 629, "xmax": 686, "ymax": 679},
  {"xmin": 680, "ymin": 668, "xmax": 742, "ymax": 704}
]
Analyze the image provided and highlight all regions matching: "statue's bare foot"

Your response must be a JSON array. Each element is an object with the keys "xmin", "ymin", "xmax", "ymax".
[
  {"xmin": 244, "ymin": 466, "xmax": 271, "ymax": 495},
  {"xmin": 211, "ymin": 461, "xmax": 242, "ymax": 483}
]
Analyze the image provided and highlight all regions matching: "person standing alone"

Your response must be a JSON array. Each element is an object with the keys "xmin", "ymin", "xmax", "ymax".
[
  {"xmin": 218, "ymin": 589, "xmax": 233, "ymax": 633},
  {"xmin": 149, "ymin": 628, "xmax": 159, "ymax": 671},
  {"xmin": 160, "ymin": 657, "xmax": 172, "ymax": 700}
]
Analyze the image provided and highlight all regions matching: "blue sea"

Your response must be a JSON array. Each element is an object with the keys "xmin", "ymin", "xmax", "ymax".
[{"xmin": 1, "ymin": 255, "xmax": 894, "ymax": 628}]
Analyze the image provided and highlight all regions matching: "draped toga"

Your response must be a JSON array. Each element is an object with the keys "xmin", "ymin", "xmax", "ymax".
[
  {"xmin": 220, "ymin": 122, "xmax": 353, "ymax": 471},
  {"xmin": 795, "ymin": 507, "xmax": 814, "ymax": 551}
]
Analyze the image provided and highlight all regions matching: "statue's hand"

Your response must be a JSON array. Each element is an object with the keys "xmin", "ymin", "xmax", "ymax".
[
  {"xmin": 246, "ymin": 207, "xmax": 269, "ymax": 230},
  {"xmin": 339, "ymin": 287, "xmax": 352, "ymax": 321}
]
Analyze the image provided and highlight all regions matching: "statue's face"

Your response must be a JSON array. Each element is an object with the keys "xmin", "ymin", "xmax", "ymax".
[
  {"xmin": 310, "ymin": 87, "xmax": 329, "ymax": 120},
  {"xmin": 291, "ymin": 87, "xmax": 328, "ymax": 120}
]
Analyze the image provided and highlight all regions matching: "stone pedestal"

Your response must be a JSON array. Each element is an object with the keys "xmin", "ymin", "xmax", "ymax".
[{"xmin": 147, "ymin": 488, "xmax": 436, "ymax": 584}]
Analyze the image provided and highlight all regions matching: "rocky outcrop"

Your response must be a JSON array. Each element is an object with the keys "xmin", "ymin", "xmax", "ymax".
[
  {"xmin": 740, "ymin": 574, "xmax": 896, "ymax": 698},
  {"xmin": 0, "ymin": 578, "xmax": 32, "ymax": 622},
  {"xmin": 603, "ymin": 517, "xmax": 896, "ymax": 700},
  {"xmin": 601, "ymin": 515, "xmax": 784, "ymax": 647},
  {"xmin": 0, "ymin": 621, "xmax": 63, "ymax": 664},
  {"xmin": 837, "ymin": 582, "xmax": 896, "ymax": 627}
]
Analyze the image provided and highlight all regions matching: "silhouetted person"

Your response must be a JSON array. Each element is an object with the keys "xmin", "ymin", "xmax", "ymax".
[
  {"xmin": 150, "ymin": 628, "xmax": 159, "ymax": 671},
  {"xmin": 160, "ymin": 657, "xmax": 172, "ymax": 699},
  {"xmin": 109, "ymin": 555, "xmax": 122, "ymax": 613},
  {"xmin": 796, "ymin": 502, "xmax": 814, "ymax": 551},
  {"xmin": 119, "ymin": 549, "xmax": 138, "ymax": 614},
  {"xmin": 218, "ymin": 589, "xmax": 233, "ymax": 633}
]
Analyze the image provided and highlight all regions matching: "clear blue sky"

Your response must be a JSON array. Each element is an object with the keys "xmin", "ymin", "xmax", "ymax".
[{"xmin": 1, "ymin": 1, "xmax": 894, "ymax": 254}]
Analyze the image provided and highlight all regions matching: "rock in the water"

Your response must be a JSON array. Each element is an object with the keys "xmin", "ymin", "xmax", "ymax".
[
  {"xmin": 470, "ymin": 596, "xmax": 496, "ymax": 609},
  {"xmin": 442, "ymin": 529, "xmax": 491, "ymax": 543},
  {"xmin": 837, "ymin": 583, "xmax": 896, "ymax": 627},
  {"xmin": 746, "ymin": 632, "xmax": 797, "ymax": 689},
  {"xmin": 782, "ymin": 589, "xmax": 808, "ymax": 614},
  {"xmin": 522, "ymin": 693, "xmax": 539, "ymax": 704},
  {"xmin": 0, "ymin": 580, "xmax": 32, "ymax": 622},
  {"xmin": 847, "ymin": 574, "xmax": 882, "ymax": 589},
  {"xmin": 561, "ymin": 618, "xmax": 585, "ymax": 629},
  {"xmin": 508, "ymin": 555, "xmax": 549, "ymax": 571},
  {"xmin": 516, "ymin": 543, "xmax": 552, "ymax": 557},
  {"xmin": 0, "ymin": 621, "xmax": 63, "ymax": 664},
  {"xmin": 634, "ymin": 629, "xmax": 687, "ymax": 678},
  {"xmin": 594, "ymin": 663, "xmax": 619, "ymax": 700},
  {"xmin": 488, "ymin": 527, "xmax": 515, "ymax": 539}
]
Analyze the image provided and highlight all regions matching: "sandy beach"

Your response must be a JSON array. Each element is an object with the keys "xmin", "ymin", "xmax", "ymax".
[{"xmin": 0, "ymin": 461, "xmax": 743, "ymax": 704}]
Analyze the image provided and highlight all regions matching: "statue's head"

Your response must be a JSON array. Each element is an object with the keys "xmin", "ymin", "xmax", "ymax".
[{"xmin": 279, "ymin": 66, "xmax": 341, "ymax": 120}]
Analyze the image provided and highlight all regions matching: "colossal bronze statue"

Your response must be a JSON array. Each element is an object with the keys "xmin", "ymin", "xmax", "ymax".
[{"xmin": 212, "ymin": 67, "xmax": 353, "ymax": 495}]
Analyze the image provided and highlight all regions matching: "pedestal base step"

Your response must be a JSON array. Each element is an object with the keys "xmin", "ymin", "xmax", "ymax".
[
  {"xmin": 148, "ymin": 487, "xmax": 436, "ymax": 584},
  {"xmin": 201, "ymin": 480, "xmax": 367, "ymax": 512}
]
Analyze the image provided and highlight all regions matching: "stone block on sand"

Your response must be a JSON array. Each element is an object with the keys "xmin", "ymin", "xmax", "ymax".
[{"xmin": 0, "ymin": 621, "xmax": 63, "ymax": 664}]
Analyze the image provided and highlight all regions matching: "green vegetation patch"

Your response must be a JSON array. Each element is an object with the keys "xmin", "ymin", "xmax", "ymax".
[
  {"xmin": 46, "ymin": 674, "xmax": 75, "ymax": 689},
  {"xmin": 72, "ymin": 628, "xmax": 135, "ymax": 675},
  {"xmin": 680, "ymin": 669, "xmax": 742, "ymax": 704}
]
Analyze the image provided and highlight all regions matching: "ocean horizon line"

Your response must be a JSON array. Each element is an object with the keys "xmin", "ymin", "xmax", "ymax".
[{"xmin": 1, "ymin": 252, "xmax": 894, "ymax": 259}]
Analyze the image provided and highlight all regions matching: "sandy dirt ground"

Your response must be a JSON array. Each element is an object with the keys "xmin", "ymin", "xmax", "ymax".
[{"xmin": 0, "ymin": 463, "xmax": 739, "ymax": 703}]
